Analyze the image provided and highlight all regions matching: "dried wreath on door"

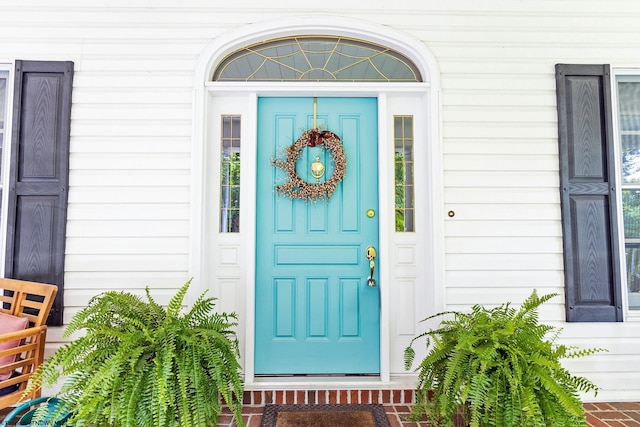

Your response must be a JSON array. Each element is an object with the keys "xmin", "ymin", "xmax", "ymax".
[{"xmin": 272, "ymin": 129, "xmax": 346, "ymax": 202}]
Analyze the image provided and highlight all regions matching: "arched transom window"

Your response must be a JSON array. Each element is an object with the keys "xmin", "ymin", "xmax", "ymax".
[{"xmin": 213, "ymin": 36, "xmax": 422, "ymax": 82}]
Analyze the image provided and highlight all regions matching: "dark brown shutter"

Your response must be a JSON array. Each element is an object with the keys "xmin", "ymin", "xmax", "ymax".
[
  {"xmin": 555, "ymin": 63, "xmax": 623, "ymax": 322},
  {"xmin": 6, "ymin": 60, "xmax": 73, "ymax": 326}
]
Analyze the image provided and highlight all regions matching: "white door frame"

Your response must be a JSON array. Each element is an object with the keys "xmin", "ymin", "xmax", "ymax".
[{"xmin": 191, "ymin": 16, "xmax": 444, "ymax": 386}]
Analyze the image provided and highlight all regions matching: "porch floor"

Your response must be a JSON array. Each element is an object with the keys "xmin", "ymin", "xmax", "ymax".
[
  {"xmin": 220, "ymin": 400, "xmax": 640, "ymax": 427},
  {"xmin": 2, "ymin": 398, "xmax": 639, "ymax": 426}
]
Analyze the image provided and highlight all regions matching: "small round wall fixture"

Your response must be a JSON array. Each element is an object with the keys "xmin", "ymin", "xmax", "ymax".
[{"xmin": 272, "ymin": 129, "xmax": 346, "ymax": 202}]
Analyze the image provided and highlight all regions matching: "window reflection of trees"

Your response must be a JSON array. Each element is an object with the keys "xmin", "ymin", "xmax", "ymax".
[
  {"xmin": 620, "ymin": 82, "xmax": 640, "ymax": 300},
  {"xmin": 622, "ymin": 136, "xmax": 640, "ymax": 184},
  {"xmin": 394, "ymin": 115, "xmax": 414, "ymax": 232},
  {"xmin": 220, "ymin": 116, "xmax": 241, "ymax": 233},
  {"xmin": 622, "ymin": 155, "xmax": 640, "ymax": 294},
  {"xmin": 626, "ymin": 245, "xmax": 640, "ymax": 293},
  {"xmin": 395, "ymin": 152, "xmax": 406, "ymax": 231},
  {"xmin": 221, "ymin": 151, "xmax": 240, "ymax": 232}
]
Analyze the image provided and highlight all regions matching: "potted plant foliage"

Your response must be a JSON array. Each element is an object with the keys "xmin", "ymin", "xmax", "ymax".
[
  {"xmin": 25, "ymin": 279, "xmax": 245, "ymax": 427},
  {"xmin": 404, "ymin": 291, "xmax": 603, "ymax": 427}
]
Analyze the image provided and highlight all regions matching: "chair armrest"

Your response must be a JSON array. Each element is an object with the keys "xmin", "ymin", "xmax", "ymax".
[
  {"xmin": 0, "ymin": 325, "xmax": 47, "ymax": 372},
  {"xmin": 0, "ymin": 325, "xmax": 47, "ymax": 345}
]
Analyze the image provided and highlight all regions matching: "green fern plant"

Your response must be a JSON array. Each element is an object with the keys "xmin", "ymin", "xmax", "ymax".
[
  {"xmin": 24, "ymin": 279, "xmax": 245, "ymax": 427},
  {"xmin": 404, "ymin": 291, "xmax": 604, "ymax": 427}
]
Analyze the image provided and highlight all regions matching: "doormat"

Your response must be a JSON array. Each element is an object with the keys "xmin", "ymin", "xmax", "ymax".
[{"xmin": 260, "ymin": 404, "xmax": 391, "ymax": 427}]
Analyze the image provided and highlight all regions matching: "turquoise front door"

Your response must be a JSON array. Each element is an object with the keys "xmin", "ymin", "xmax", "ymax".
[{"xmin": 256, "ymin": 97, "xmax": 380, "ymax": 374}]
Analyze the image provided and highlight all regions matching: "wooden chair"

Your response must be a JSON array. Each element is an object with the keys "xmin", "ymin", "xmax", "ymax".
[{"xmin": 0, "ymin": 279, "xmax": 58, "ymax": 410}]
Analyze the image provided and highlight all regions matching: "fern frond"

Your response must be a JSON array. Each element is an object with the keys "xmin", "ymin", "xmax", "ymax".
[
  {"xmin": 404, "ymin": 345, "xmax": 416, "ymax": 371},
  {"xmin": 404, "ymin": 290, "xmax": 603, "ymax": 427},
  {"xmin": 25, "ymin": 279, "xmax": 245, "ymax": 427},
  {"xmin": 166, "ymin": 278, "xmax": 191, "ymax": 319}
]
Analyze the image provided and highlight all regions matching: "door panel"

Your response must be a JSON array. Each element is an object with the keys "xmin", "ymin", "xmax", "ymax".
[{"xmin": 256, "ymin": 97, "xmax": 379, "ymax": 374}]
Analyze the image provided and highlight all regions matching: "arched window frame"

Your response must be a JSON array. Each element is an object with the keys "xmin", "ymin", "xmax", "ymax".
[{"xmin": 213, "ymin": 36, "xmax": 422, "ymax": 82}]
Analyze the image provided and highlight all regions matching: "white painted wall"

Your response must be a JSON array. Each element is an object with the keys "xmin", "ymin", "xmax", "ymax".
[{"xmin": 0, "ymin": 0, "xmax": 639, "ymax": 401}]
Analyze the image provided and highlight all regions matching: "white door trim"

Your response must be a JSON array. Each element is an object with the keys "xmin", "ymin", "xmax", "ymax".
[{"xmin": 191, "ymin": 16, "xmax": 444, "ymax": 386}]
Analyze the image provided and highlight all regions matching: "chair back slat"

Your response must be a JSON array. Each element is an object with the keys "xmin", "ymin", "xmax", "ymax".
[
  {"xmin": 0, "ymin": 279, "xmax": 57, "ymax": 409},
  {"xmin": 0, "ymin": 279, "xmax": 58, "ymax": 327}
]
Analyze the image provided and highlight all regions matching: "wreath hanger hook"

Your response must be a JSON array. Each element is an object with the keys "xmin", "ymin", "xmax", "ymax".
[{"xmin": 313, "ymin": 97, "xmax": 317, "ymax": 129}]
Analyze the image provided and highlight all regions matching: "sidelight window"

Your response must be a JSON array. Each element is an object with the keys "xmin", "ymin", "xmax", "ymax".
[
  {"xmin": 394, "ymin": 115, "xmax": 415, "ymax": 232},
  {"xmin": 220, "ymin": 115, "xmax": 241, "ymax": 233}
]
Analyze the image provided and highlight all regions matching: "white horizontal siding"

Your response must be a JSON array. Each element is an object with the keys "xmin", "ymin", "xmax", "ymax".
[
  {"xmin": 445, "ymin": 270, "xmax": 565, "ymax": 287},
  {"xmin": 446, "ymin": 236, "xmax": 562, "ymax": 254},
  {"xmin": 73, "ymin": 88, "xmax": 192, "ymax": 105},
  {"xmin": 64, "ymin": 254, "xmax": 189, "ymax": 271},
  {"xmin": 66, "ymin": 220, "xmax": 190, "ymax": 237},
  {"xmin": 68, "ymin": 188, "xmax": 189, "ymax": 204},
  {"xmin": 445, "ymin": 220, "xmax": 562, "ymax": 237},
  {"xmin": 445, "ymin": 188, "xmax": 558, "ymax": 204},
  {"xmin": 65, "ymin": 237, "xmax": 189, "ymax": 255},
  {"xmin": 70, "ymin": 169, "xmax": 190, "ymax": 185},
  {"xmin": 445, "ymin": 171, "xmax": 559, "ymax": 187},
  {"xmin": 0, "ymin": 0, "xmax": 639, "ymax": 400},
  {"xmin": 67, "ymin": 204, "xmax": 189, "ymax": 220},
  {"xmin": 445, "ymin": 253, "xmax": 564, "ymax": 271}
]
